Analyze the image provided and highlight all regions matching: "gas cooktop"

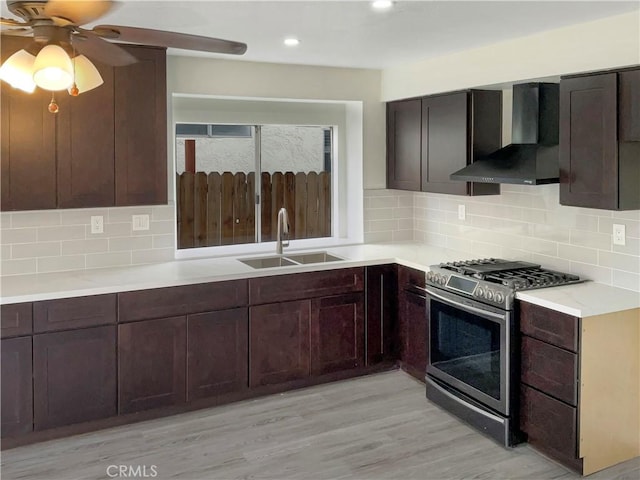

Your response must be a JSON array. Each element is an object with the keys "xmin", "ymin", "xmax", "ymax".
[{"xmin": 426, "ymin": 258, "xmax": 582, "ymax": 310}]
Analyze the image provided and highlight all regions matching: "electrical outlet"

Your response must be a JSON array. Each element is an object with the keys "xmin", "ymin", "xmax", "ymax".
[
  {"xmin": 90, "ymin": 216, "xmax": 103, "ymax": 234},
  {"xmin": 613, "ymin": 224, "xmax": 626, "ymax": 246},
  {"xmin": 458, "ymin": 204, "xmax": 466, "ymax": 221},
  {"xmin": 132, "ymin": 214, "xmax": 150, "ymax": 231}
]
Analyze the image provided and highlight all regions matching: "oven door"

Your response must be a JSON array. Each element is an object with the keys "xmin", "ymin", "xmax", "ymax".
[{"xmin": 425, "ymin": 286, "xmax": 511, "ymax": 415}]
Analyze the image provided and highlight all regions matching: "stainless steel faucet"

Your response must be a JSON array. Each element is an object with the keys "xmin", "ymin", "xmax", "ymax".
[{"xmin": 276, "ymin": 207, "xmax": 290, "ymax": 254}]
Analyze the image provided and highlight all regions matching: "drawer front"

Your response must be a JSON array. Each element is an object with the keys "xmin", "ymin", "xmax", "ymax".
[
  {"xmin": 521, "ymin": 336, "xmax": 578, "ymax": 405},
  {"xmin": 1, "ymin": 303, "xmax": 33, "ymax": 338},
  {"xmin": 520, "ymin": 384, "xmax": 578, "ymax": 459},
  {"xmin": 119, "ymin": 280, "xmax": 248, "ymax": 323},
  {"xmin": 519, "ymin": 301, "xmax": 579, "ymax": 352},
  {"xmin": 33, "ymin": 295, "xmax": 116, "ymax": 333},
  {"xmin": 397, "ymin": 265, "xmax": 424, "ymax": 289},
  {"xmin": 249, "ymin": 268, "xmax": 364, "ymax": 305}
]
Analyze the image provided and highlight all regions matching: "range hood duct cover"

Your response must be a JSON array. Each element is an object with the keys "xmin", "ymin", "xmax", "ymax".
[{"xmin": 451, "ymin": 82, "xmax": 560, "ymax": 185}]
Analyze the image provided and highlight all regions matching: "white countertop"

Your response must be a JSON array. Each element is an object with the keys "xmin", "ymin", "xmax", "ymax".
[{"xmin": 1, "ymin": 242, "xmax": 639, "ymax": 318}]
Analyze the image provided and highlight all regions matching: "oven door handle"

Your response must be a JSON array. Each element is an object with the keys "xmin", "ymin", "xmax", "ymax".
[{"xmin": 422, "ymin": 287, "xmax": 506, "ymax": 321}]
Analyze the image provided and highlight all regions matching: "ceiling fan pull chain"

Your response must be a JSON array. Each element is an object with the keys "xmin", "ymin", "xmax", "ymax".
[{"xmin": 69, "ymin": 34, "xmax": 79, "ymax": 96}]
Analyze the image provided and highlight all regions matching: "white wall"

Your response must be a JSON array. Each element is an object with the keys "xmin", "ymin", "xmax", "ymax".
[{"xmin": 381, "ymin": 11, "xmax": 640, "ymax": 101}]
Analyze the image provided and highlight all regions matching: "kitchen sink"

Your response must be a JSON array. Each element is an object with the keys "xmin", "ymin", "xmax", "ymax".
[
  {"xmin": 239, "ymin": 256, "xmax": 298, "ymax": 269},
  {"xmin": 239, "ymin": 251, "xmax": 345, "ymax": 269},
  {"xmin": 283, "ymin": 252, "xmax": 344, "ymax": 264}
]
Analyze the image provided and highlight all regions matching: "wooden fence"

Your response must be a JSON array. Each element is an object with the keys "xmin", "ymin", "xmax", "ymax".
[{"xmin": 177, "ymin": 171, "xmax": 331, "ymax": 249}]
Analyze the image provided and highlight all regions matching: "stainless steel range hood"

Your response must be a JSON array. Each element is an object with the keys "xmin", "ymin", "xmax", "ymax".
[{"xmin": 450, "ymin": 82, "xmax": 559, "ymax": 185}]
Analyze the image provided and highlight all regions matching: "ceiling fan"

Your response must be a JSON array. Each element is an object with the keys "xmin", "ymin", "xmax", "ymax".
[{"xmin": 0, "ymin": 0, "xmax": 247, "ymax": 111}]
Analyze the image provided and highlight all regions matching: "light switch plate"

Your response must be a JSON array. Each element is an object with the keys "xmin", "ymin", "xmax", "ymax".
[
  {"xmin": 613, "ymin": 224, "xmax": 626, "ymax": 246},
  {"xmin": 458, "ymin": 205, "xmax": 466, "ymax": 221},
  {"xmin": 132, "ymin": 214, "xmax": 150, "ymax": 231},
  {"xmin": 90, "ymin": 216, "xmax": 103, "ymax": 234}
]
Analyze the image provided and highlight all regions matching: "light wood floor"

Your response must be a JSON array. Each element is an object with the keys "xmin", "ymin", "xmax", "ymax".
[{"xmin": 2, "ymin": 371, "xmax": 639, "ymax": 480}]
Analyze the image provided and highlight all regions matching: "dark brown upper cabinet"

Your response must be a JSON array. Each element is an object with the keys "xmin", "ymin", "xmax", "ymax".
[
  {"xmin": 560, "ymin": 68, "xmax": 640, "ymax": 210},
  {"xmin": 387, "ymin": 90, "xmax": 501, "ymax": 196},
  {"xmin": 387, "ymin": 99, "xmax": 422, "ymax": 191},
  {"xmin": 115, "ymin": 45, "xmax": 167, "ymax": 206},
  {"xmin": 0, "ymin": 40, "xmax": 168, "ymax": 211}
]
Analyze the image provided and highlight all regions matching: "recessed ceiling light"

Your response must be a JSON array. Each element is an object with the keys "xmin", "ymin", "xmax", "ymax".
[
  {"xmin": 284, "ymin": 37, "xmax": 300, "ymax": 47},
  {"xmin": 372, "ymin": 0, "xmax": 393, "ymax": 10}
]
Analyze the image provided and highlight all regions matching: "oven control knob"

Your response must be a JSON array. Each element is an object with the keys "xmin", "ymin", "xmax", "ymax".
[
  {"xmin": 475, "ymin": 287, "xmax": 485, "ymax": 298},
  {"xmin": 426, "ymin": 272, "xmax": 434, "ymax": 282},
  {"xmin": 439, "ymin": 275, "xmax": 447, "ymax": 285},
  {"xmin": 494, "ymin": 292, "xmax": 504, "ymax": 304},
  {"xmin": 486, "ymin": 290, "xmax": 494, "ymax": 301}
]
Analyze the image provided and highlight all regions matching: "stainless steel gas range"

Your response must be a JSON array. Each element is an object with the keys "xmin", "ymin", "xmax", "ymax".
[{"xmin": 423, "ymin": 258, "xmax": 581, "ymax": 447}]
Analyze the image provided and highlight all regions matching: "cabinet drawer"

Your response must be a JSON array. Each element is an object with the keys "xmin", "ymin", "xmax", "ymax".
[
  {"xmin": 118, "ymin": 280, "xmax": 248, "ymax": 323},
  {"xmin": 397, "ymin": 265, "xmax": 424, "ymax": 290},
  {"xmin": 521, "ymin": 336, "xmax": 578, "ymax": 405},
  {"xmin": 520, "ymin": 384, "xmax": 578, "ymax": 460},
  {"xmin": 1, "ymin": 303, "xmax": 33, "ymax": 338},
  {"xmin": 33, "ymin": 295, "xmax": 116, "ymax": 333},
  {"xmin": 519, "ymin": 301, "xmax": 579, "ymax": 352},
  {"xmin": 249, "ymin": 268, "xmax": 364, "ymax": 305}
]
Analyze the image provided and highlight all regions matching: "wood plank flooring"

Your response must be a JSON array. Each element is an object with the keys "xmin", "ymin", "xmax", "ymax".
[{"xmin": 2, "ymin": 371, "xmax": 639, "ymax": 480}]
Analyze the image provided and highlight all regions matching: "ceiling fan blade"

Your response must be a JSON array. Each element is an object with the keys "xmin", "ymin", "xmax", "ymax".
[
  {"xmin": 1, "ymin": 17, "xmax": 29, "ymax": 27},
  {"xmin": 0, "ymin": 27, "xmax": 32, "ymax": 36},
  {"xmin": 72, "ymin": 29, "xmax": 137, "ymax": 66},
  {"xmin": 93, "ymin": 25, "xmax": 247, "ymax": 55},
  {"xmin": 45, "ymin": 0, "xmax": 116, "ymax": 27}
]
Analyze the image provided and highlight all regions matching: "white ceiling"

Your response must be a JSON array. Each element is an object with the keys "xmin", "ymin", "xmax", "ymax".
[{"xmin": 6, "ymin": 1, "xmax": 640, "ymax": 69}]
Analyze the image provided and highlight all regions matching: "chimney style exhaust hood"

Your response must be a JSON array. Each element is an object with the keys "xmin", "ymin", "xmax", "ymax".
[{"xmin": 450, "ymin": 82, "xmax": 560, "ymax": 185}]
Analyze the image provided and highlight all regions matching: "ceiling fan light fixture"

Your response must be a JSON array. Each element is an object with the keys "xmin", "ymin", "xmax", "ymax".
[
  {"xmin": 70, "ymin": 54, "xmax": 103, "ymax": 94},
  {"xmin": 33, "ymin": 44, "xmax": 74, "ymax": 91},
  {"xmin": 0, "ymin": 49, "xmax": 37, "ymax": 93}
]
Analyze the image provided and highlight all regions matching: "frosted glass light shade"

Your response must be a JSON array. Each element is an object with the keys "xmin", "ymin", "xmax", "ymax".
[
  {"xmin": 33, "ymin": 45, "xmax": 73, "ymax": 91},
  {"xmin": 70, "ymin": 55, "xmax": 103, "ymax": 94},
  {"xmin": 0, "ymin": 49, "xmax": 37, "ymax": 93}
]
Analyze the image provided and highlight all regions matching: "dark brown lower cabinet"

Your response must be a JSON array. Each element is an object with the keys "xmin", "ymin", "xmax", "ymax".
[
  {"xmin": 520, "ymin": 384, "xmax": 580, "ymax": 467},
  {"xmin": 400, "ymin": 289, "xmax": 428, "ymax": 380},
  {"xmin": 311, "ymin": 293, "xmax": 365, "ymax": 375},
  {"xmin": 33, "ymin": 326, "xmax": 116, "ymax": 430},
  {"xmin": 118, "ymin": 317, "xmax": 186, "ymax": 414},
  {"xmin": 187, "ymin": 308, "xmax": 248, "ymax": 401},
  {"xmin": 249, "ymin": 300, "xmax": 311, "ymax": 387},
  {"xmin": 1, "ymin": 336, "xmax": 33, "ymax": 437},
  {"xmin": 365, "ymin": 265, "xmax": 397, "ymax": 365}
]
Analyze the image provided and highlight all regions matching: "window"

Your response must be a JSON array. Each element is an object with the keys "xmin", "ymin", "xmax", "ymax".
[{"xmin": 176, "ymin": 124, "xmax": 332, "ymax": 249}]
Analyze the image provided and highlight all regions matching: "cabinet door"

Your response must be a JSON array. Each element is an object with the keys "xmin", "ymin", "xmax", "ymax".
[
  {"xmin": 1, "ymin": 336, "xmax": 33, "ymax": 437},
  {"xmin": 118, "ymin": 316, "xmax": 186, "ymax": 413},
  {"xmin": 1, "ymin": 303, "xmax": 33, "ymax": 338},
  {"xmin": 187, "ymin": 308, "xmax": 248, "ymax": 401},
  {"xmin": 387, "ymin": 99, "xmax": 421, "ymax": 191},
  {"xmin": 33, "ymin": 326, "xmax": 116, "ymax": 430},
  {"xmin": 365, "ymin": 265, "xmax": 397, "ymax": 365},
  {"xmin": 249, "ymin": 300, "xmax": 310, "ymax": 387},
  {"xmin": 559, "ymin": 73, "xmax": 618, "ymax": 209},
  {"xmin": 114, "ymin": 45, "xmax": 167, "ymax": 206},
  {"xmin": 619, "ymin": 69, "xmax": 640, "ymax": 142},
  {"xmin": 56, "ymin": 59, "xmax": 115, "ymax": 208},
  {"xmin": 401, "ymin": 290, "xmax": 428, "ymax": 380},
  {"xmin": 311, "ymin": 293, "xmax": 365, "ymax": 375},
  {"xmin": 1, "ymin": 39, "xmax": 56, "ymax": 211},
  {"xmin": 421, "ymin": 92, "xmax": 468, "ymax": 195}
]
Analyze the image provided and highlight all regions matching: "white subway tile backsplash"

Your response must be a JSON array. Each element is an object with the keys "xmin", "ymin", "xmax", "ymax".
[
  {"xmin": 37, "ymin": 255, "xmax": 85, "ymax": 273},
  {"xmin": 369, "ymin": 219, "xmax": 398, "ymax": 232},
  {"xmin": 364, "ymin": 231, "xmax": 393, "ymax": 243},
  {"xmin": 109, "ymin": 236, "xmax": 153, "ymax": 252},
  {"xmin": 37, "ymin": 225, "xmax": 85, "ymax": 242},
  {"xmin": 1, "ymin": 258, "xmax": 37, "ymax": 275},
  {"xmin": 366, "ymin": 183, "xmax": 640, "ymax": 292},
  {"xmin": 12, "ymin": 242, "xmax": 61, "ymax": 259},
  {"xmin": 2, "ymin": 205, "xmax": 177, "ymax": 276},
  {"xmin": 1, "ymin": 228, "xmax": 37, "ymax": 245},
  {"xmin": 86, "ymin": 251, "xmax": 132, "ymax": 269},
  {"xmin": 11, "ymin": 211, "xmax": 61, "ymax": 228},
  {"xmin": 392, "ymin": 230, "xmax": 413, "ymax": 242},
  {"xmin": 364, "ymin": 208, "xmax": 394, "ymax": 221}
]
